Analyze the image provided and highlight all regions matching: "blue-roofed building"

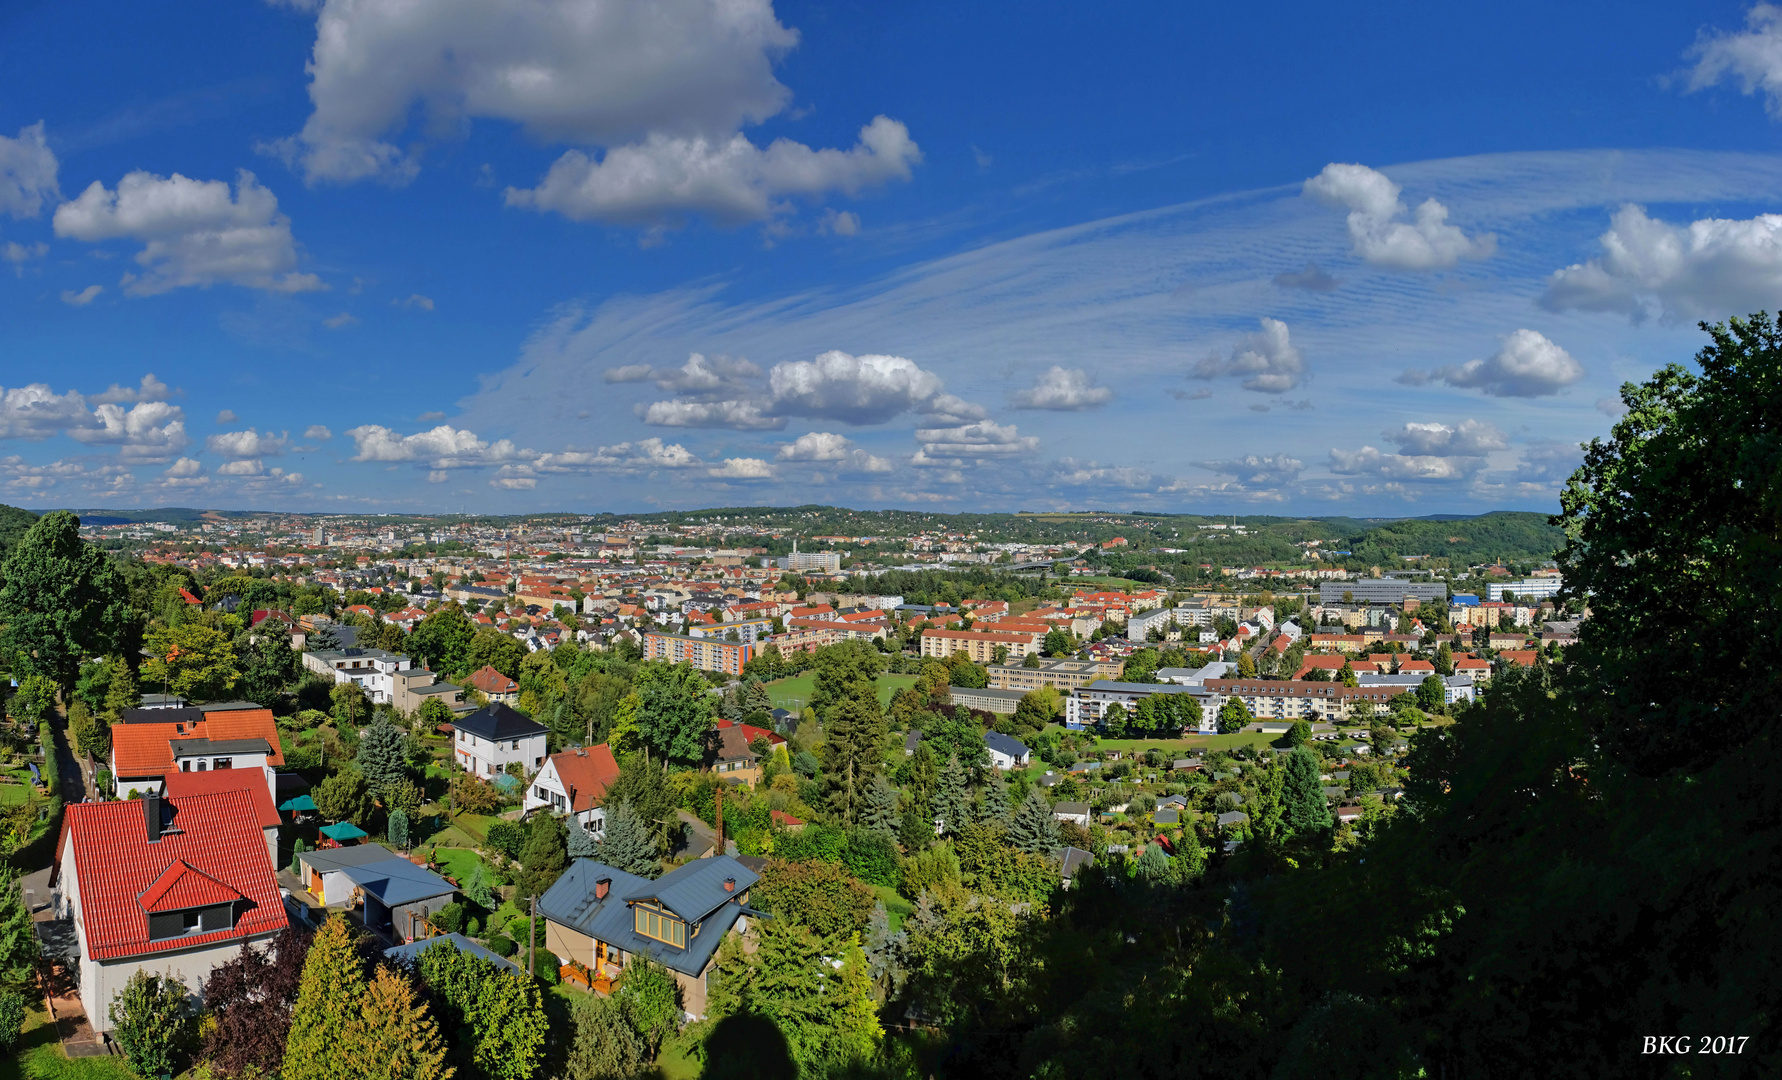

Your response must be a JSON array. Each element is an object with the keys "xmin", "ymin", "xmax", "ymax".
[
  {"xmin": 539, "ymin": 854, "xmax": 761, "ymax": 1018},
  {"xmin": 983, "ymin": 731, "xmax": 1031, "ymax": 770},
  {"xmin": 338, "ymin": 857, "xmax": 457, "ymax": 943},
  {"xmin": 1452, "ymin": 594, "xmax": 1480, "ymax": 606},
  {"xmin": 385, "ymin": 932, "xmax": 521, "ymax": 975}
]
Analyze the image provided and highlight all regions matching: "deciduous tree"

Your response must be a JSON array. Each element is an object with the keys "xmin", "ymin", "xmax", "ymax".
[
  {"xmin": 0, "ymin": 511, "xmax": 135, "ymax": 694},
  {"xmin": 109, "ymin": 970, "xmax": 191, "ymax": 1079}
]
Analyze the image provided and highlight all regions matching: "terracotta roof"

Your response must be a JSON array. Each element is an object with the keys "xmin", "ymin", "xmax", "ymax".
[
  {"xmin": 467, "ymin": 665, "xmax": 518, "ymax": 694},
  {"xmin": 163, "ymin": 769, "xmax": 281, "ymax": 829},
  {"xmin": 716, "ymin": 725, "xmax": 757, "ymax": 763},
  {"xmin": 549, "ymin": 743, "xmax": 621, "ymax": 814},
  {"xmin": 716, "ymin": 719, "xmax": 786, "ymax": 746},
  {"xmin": 112, "ymin": 709, "xmax": 284, "ymax": 777},
  {"xmin": 56, "ymin": 791, "xmax": 286, "ymax": 961},
  {"xmin": 138, "ymin": 859, "xmax": 243, "ymax": 912}
]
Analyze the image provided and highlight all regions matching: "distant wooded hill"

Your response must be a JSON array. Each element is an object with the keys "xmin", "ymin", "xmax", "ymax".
[{"xmin": 0, "ymin": 503, "xmax": 39, "ymax": 562}]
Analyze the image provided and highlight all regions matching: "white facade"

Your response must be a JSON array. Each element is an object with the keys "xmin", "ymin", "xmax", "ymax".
[
  {"xmin": 688, "ymin": 618, "xmax": 774, "ymax": 645},
  {"xmin": 523, "ymin": 759, "xmax": 607, "ymax": 838},
  {"xmin": 301, "ymin": 648, "xmax": 414, "ymax": 705},
  {"xmin": 454, "ymin": 726, "xmax": 547, "ymax": 778},
  {"xmin": 1065, "ymin": 681, "xmax": 1221, "ymax": 733},
  {"xmin": 1487, "ymin": 578, "xmax": 1564, "ymax": 602},
  {"xmin": 54, "ymin": 840, "xmax": 275, "ymax": 1033}
]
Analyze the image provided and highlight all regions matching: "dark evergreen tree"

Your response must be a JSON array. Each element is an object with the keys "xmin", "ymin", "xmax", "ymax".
[
  {"xmin": 593, "ymin": 800, "xmax": 659, "ymax": 877},
  {"xmin": 1008, "ymin": 789, "xmax": 1060, "ymax": 854},
  {"xmin": 1282, "ymin": 746, "xmax": 1331, "ymax": 836}
]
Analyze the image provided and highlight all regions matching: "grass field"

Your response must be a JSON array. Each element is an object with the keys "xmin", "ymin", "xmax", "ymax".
[
  {"xmin": 763, "ymin": 672, "xmax": 918, "ymax": 712},
  {"xmin": 0, "ymin": 1007, "xmax": 134, "ymax": 1080},
  {"xmin": 873, "ymin": 884, "xmax": 915, "ymax": 932}
]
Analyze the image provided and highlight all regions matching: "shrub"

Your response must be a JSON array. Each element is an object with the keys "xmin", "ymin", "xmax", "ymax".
[
  {"xmin": 0, "ymin": 987, "xmax": 26, "ymax": 1053},
  {"xmin": 432, "ymin": 902, "xmax": 466, "ymax": 935},
  {"xmin": 485, "ymin": 819, "xmax": 525, "ymax": 862},
  {"xmin": 843, "ymin": 828, "xmax": 899, "ymax": 887},
  {"xmin": 530, "ymin": 949, "xmax": 558, "ymax": 985},
  {"xmin": 486, "ymin": 935, "xmax": 517, "ymax": 957}
]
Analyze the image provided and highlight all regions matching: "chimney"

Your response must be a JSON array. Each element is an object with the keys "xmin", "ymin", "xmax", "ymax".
[
  {"xmin": 595, "ymin": 877, "xmax": 610, "ymax": 900},
  {"xmin": 144, "ymin": 793, "xmax": 163, "ymax": 842},
  {"xmin": 723, "ymin": 876, "xmax": 736, "ymax": 893}
]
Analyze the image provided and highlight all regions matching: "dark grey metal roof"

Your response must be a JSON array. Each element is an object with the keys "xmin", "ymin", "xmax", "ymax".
[
  {"xmin": 119, "ymin": 707, "xmax": 205, "ymax": 726},
  {"xmin": 299, "ymin": 843, "xmax": 404, "ymax": 874},
  {"xmin": 342, "ymin": 857, "xmax": 456, "ymax": 907},
  {"xmin": 983, "ymin": 731, "xmax": 1030, "ymax": 758},
  {"xmin": 538, "ymin": 856, "xmax": 758, "ymax": 978},
  {"xmin": 633, "ymin": 855, "xmax": 761, "ymax": 924},
  {"xmin": 1055, "ymin": 846, "xmax": 1095, "ymax": 878},
  {"xmin": 170, "ymin": 737, "xmax": 272, "ymax": 756},
  {"xmin": 454, "ymin": 702, "xmax": 550, "ymax": 741}
]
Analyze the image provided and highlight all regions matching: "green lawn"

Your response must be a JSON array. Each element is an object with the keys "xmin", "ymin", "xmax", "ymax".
[
  {"xmin": 0, "ymin": 1008, "xmax": 135, "ymax": 1080},
  {"xmin": 446, "ymin": 811, "xmax": 501, "ymax": 844},
  {"xmin": 763, "ymin": 672, "xmax": 917, "ymax": 713},
  {"xmin": 872, "ymin": 884, "xmax": 915, "ymax": 933},
  {"xmin": 423, "ymin": 843, "xmax": 490, "ymax": 886},
  {"xmin": 0, "ymin": 781, "xmax": 32, "ymax": 806}
]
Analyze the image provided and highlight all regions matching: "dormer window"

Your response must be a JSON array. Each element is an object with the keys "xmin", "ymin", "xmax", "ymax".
[{"xmin": 633, "ymin": 902, "xmax": 686, "ymax": 948}]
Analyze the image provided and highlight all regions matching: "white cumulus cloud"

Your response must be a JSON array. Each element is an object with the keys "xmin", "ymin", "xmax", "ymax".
[
  {"xmin": 914, "ymin": 419, "xmax": 1038, "ymax": 458},
  {"xmin": 206, "ymin": 428, "xmax": 290, "ymax": 459},
  {"xmin": 1011, "ymin": 366, "xmax": 1112, "ymax": 410},
  {"xmin": 708, "ymin": 457, "xmax": 775, "ymax": 480},
  {"xmin": 68, "ymin": 401, "xmax": 190, "ymax": 463},
  {"xmin": 768, "ymin": 349, "xmax": 950, "ymax": 424},
  {"xmin": 532, "ymin": 438, "xmax": 701, "ymax": 471},
  {"xmin": 1329, "ymin": 419, "xmax": 1505, "ymax": 482},
  {"xmin": 0, "ymin": 122, "xmax": 58, "ymax": 219},
  {"xmin": 1540, "ymin": 204, "xmax": 1782, "ymax": 321},
  {"xmin": 304, "ymin": 424, "xmax": 333, "ymax": 440},
  {"xmin": 1195, "ymin": 454, "xmax": 1306, "ymax": 486},
  {"xmin": 345, "ymin": 424, "xmax": 529, "ymax": 468},
  {"xmin": 60, "ymin": 285, "xmax": 103, "ymax": 306},
  {"xmin": 0, "ymin": 384, "xmax": 94, "ymax": 439},
  {"xmin": 775, "ymin": 431, "xmax": 893, "ymax": 474},
  {"xmin": 1192, "ymin": 317, "xmax": 1306, "ymax": 394},
  {"xmin": 1405, "ymin": 329, "xmax": 1585, "ymax": 397},
  {"xmin": 509, "ymin": 116, "xmax": 920, "ymax": 227},
  {"xmin": 52, "ymin": 169, "xmax": 324, "ymax": 296},
  {"xmin": 92, "ymin": 375, "xmax": 172, "ymax": 405},
  {"xmin": 1304, "ymin": 162, "xmax": 1495, "ymax": 270}
]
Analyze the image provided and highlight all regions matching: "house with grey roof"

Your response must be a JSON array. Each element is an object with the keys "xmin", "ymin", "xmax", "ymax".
[
  {"xmin": 983, "ymin": 731, "xmax": 1031, "ymax": 770},
  {"xmin": 452, "ymin": 702, "xmax": 549, "ymax": 779},
  {"xmin": 539, "ymin": 854, "xmax": 762, "ymax": 1019},
  {"xmin": 385, "ymin": 932, "xmax": 522, "ymax": 975},
  {"xmin": 294, "ymin": 844, "xmax": 455, "ymax": 944},
  {"xmin": 1055, "ymin": 846, "xmax": 1095, "ymax": 890},
  {"xmin": 1216, "ymin": 811, "xmax": 1250, "ymax": 829}
]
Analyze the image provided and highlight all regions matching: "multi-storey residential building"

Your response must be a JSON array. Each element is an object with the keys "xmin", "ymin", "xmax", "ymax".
[
  {"xmin": 1486, "ymin": 577, "xmax": 1563, "ymax": 602},
  {"xmin": 1065, "ymin": 681, "xmax": 1221, "ymax": 732},
  {"xmin": 688, "ymin": 617, "xmax": 774, "ymax": 644},
  {"xmin": 452, "ymin": 703, "xmax": 549, "ymax": 779},
  {"xmin": 1355, "ymin": 672, "xmax": 1478, "ymax": 706},
  {"xmin": 526, "ymin": 743, "xmax": 621, "ymax": 837},
  {"xmin": 987, "ymin": 657, "xmax": 1123, "ymax": 692},
  {"xmin": 300, "ymin": 647, "xmax": 413, "ymax": 704},
  {"xmin": 1203, "ymin": 679, "xmax": 1401, "ymax": 722},
  {"xmin": 1319, "ymin": 578, "xmax": 1449, "ymax": 606},
  {"xmin": 919, "ymin": 629, "xmax": 1040, "ymax": 664},
  {"xmin": 110, "ymin": 707, "xmax": 285, "ymax": 800},
  {"xmin": 643, "ymin": 631, "xmax": 754, "ymax": 675}
]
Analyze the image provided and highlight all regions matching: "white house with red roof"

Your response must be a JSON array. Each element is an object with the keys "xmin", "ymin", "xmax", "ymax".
[
  {"xmin": 52, "ymin": 791, "xmax": 286, "ymax": 1033},
  {"xmin": 467, "ymin": 664, "xmax": 520, "ymax": 705},
  {"xmin": 525, "ymin": 743, "xmax": 622, "ymax": 837}
]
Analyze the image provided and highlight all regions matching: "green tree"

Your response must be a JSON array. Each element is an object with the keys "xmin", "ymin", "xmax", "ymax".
[
  {"xmin": 102, "ymin": 659, "xmax": 140, "ymax": 719},
  {"xmin": 416, "ymin": 939, "xmax": 548, "ymax": 1080},
  {"xmin": 0, "ymin": 511, "xmax": 135, "ymax": 694},
  {"xmin": 1100, "ymin": 700, "xmax": 1129, "ymax": 737},
  {"xmin": 315, "ymin": 768, "xmax": 374, "ymax": 826},
  {"xmin": 1217, "ymin": 696, "xmax": 1252, "ymax": 734},
  {"xmin": 1041, "ymin": 627, "xmax": 1075, "ymax": 657},
  {"xmin": 821, "ymin": 680, "xmax": 886, "ymax": 825},
  {"xmin": 931, "ymin": 755, "xmax": 971, "ymax": 836},
  {"xmin": 564, "ymin": 994, "xmax": 646, "ymax": 1080},
  {"xmin": 808, "ymin": 640, "xmax": 882, "ymax": 721},
  {"xmin": 284, "ymin": 915, "xmax": 366, "ymax": 1080},
  {"xmin": 977, "ymin": 771, "xmax": 1011, "ymax": 825},
  {"xmin": 0, "ymin": 988, "xmax": 25, "ymax": 1054},
  {"xmin": 1435, "ymin": 640, "xmax": 1455, "ymax": 676},
  {"xmin": 463, "ymin": 860, "xmax": 496, "ymax": 909},
  {"xmin": 753, "ymin": 858, "xmax": 876, "ymax": 938},
  {"xmin": 0, "ymin": 867, "xmax": 41, "ymax": 992},
  {"xmin": 388, "ymin": 808, "xmax": 410, "ymax": 850},
  {"xmin": 602, "ymin": 755, "xmax": 679, "ymax": 855},
  {"xmin": 1007, "ymin": 789, "xmax": 1060, "ymax": 854},
  {"xmin": 356, "ymin": 716, "xmax": 411, "ymax": 796},
  {"xmin": 467, "ymin": 626, "xmax": 527, "ymax": 682},
  {"xmin": 1283, "ymin": 745, "xmax": 1332, "ymax": 837},
  {"xmin": 632, "ymin": 662, "xmax": 714, "ymax": 766},
  {"xmin": 592, "ymin": 800, "xmax": 659, "ymax": 876},
  {"xmin": 614, "ymin": 957, "xmax": 680, "ymax": 1058},
  {"xmin": 410, "ymin": 604, "xmax": 475, "ymax": 676},
  {"xmin": 238, "ymin": 633, "xmax": 301, "ymax": 706},
  {"xmin": 1237, "ymin": 650, "xmax": 1258, "ymax": 679},
  {"xmin": 1416, "ymin": 674, "xmax": 1445, "ymax": 711},
  {"xmin": 142, "ymin": 622, "xmax": 240, "ymax": 702},
  {"xmin": 859, "ymin": 774, "xmax": 902, "ymax": 836},
  {"xmin": 704, "ymin": 919, "xmax": 881, "ymax": 1075},
  {"xmin": 331, "ymin": 680, "xmax": 370, "ymax": 727},
  {"xmin": 341, "ymin": 965, "xmax": 453, "ymax": 1080},
  {"xmin": 109, "ymin": 970, "xmax": 191, "ymax": 1078},
  {"xmin": 518, "ymin": 812, "xmax": 568, "ymax": 897},
  {"xmin": 1121, "ymin": 647, "xmax": 1160, "ymax": 683}
]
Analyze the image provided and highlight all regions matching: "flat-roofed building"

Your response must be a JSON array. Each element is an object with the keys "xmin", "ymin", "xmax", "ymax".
[
  {"xmin": 987, "ymin": 657, "xmax": 1122, "ymax": 692},
  {"xmin": 643, "ymin": 631, "xmax": 753, "ymax": 675},
  {"xmin": 919, "ymin": 629, "xmax": 1040, "ymax": 664}
]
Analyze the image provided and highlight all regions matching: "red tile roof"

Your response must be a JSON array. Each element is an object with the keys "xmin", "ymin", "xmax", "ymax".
[
  {"xmin": 163, "ymin": 768, "xmax": 281, "ymax": 829},
  {"xmin": 138, "ymin": 860, "xmax": 243, "ymax": 912},
  {"xmin": 716, "ymin": 719, "xmax": 786, "ymax": 746},
  {"xmin": 548, "ymin": 743, "xmax": 621, "ymax": 814},
  {"xmin": 113, "ymin": 709, "xmax": 284, "ymax": 777},
  {"xmin": 467, "ymin": 665, "xmax": 518, "ymax": 695},
  {"xmin": 56, "ymin": 791, "xmax": 286, "ymax": 961}
]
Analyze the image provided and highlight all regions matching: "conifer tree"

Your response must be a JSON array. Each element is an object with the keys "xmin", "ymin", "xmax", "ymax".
[
  {"xmin": 340, "ymin": 965, "xmax": 452, "ymax": 1080},
  {"xmin": 931, "ymin": 755, "xmax": 971, "ymax": 836},
  {"xmin": 977, "ymin": 771, "xmax": 1011, "ymax": 825},
  {"xmin": 284, "ymin": 914, "xmax": 368, "ymax": 1080},
  {"xmin": 859, "ymin": 774, "xmax": 902, "ymax": 836},
  {"xmin": 566, "ymin": 819, "xmax": 597, "ymax": 859},
  {"xmin": 1283, "ymin": 745, "xmax": 1332, "ymax": 836},
  {"xmin": 463, "ymin": 859, "xmax": 495, "ymax": 909},
  {"xmin": 744, "ymin": 679, "xmax": 773, "ymax": 716},
  {"xmin": 592, "ymin": 800, "xmax": 659, "ymax": 877},
  {"xmin": 821, "ymin": 682, "xmax": 886, "ymax": 825},
  {"xmin": 1008, "ymin": 789, "xmax": 1060, "ymax": 854},
  {"xmin": 518, "ymin": 812, "xmax": 568, "ymax": 897},
  {"xmin": 388, "ymin": 808, "xmax": 410, "ymax": 851},
  {"xmin": 356, "ymin": 716, "xmax": 411, "ymax": 797}
]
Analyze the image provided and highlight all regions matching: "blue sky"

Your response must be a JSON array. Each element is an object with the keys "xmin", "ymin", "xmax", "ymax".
[{"xmin": 4, "ymin": 0, "xmax": 1782, "ymax": 514}]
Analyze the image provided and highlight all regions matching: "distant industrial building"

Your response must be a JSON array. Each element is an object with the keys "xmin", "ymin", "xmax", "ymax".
[{"xmin": 1319, "ymin": 578, "xmax": 1449, "ymax": 606}]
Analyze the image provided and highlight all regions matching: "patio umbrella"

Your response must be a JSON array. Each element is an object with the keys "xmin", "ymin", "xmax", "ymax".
[
  {"xmin": 319, "ymin": 821, "xmax": 368, "ymax": 841},
  {"xmin": 279, "ymin": 794, "xmax": 318, "ymax": 812}
]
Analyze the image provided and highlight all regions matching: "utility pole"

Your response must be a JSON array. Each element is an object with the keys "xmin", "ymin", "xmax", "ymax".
[{"xmin": 715, "ymin": 784, "xmax": 724, "ymax": 855}]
